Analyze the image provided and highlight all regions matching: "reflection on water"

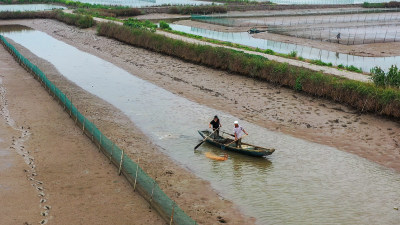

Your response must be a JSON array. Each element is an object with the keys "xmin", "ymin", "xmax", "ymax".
[
  {"xmin": 0, "ymin": 25, "xmax": 32, "ymax": 33},
  {"xmin": 2, "ymin": 29, "xmax": 400, "ymax": 224},
  {"xmin": 170, "ymin": 24, "xmax": 400, "ymax": 72},
  {"xmin": 0, "ymin": 4, "xmax": 65, "ymax": 12}
]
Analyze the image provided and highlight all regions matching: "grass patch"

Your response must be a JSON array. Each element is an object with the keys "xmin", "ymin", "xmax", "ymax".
[
  {"xmin": 123, "ymin": 18, "xmax": 156, "ymax": 32},
  {"xmin": 97, "ymin": 22, "xmax": 400, "ymax": 119},
  {"xmin": 363, "ymin": 1, "xmax": 400, "ymax": 8}
]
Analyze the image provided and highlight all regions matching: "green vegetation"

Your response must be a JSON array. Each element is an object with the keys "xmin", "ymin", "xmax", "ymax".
[
  {"xmin": 159, "ymin": 21, "xmax": 172, "ymax": 31},
  {"xmin": 74, "ymin": 8, "xmax": 142, "ymax": 18},
  {"xmin": 0, "ymin": 10, "xmax": 94, "ymax": 28},
  {"xmin": 311, "ymin": 59, "xmax": 332, "ymax": 67},
  {"xmin": 0, "ymin": 0, "xmax": 133, "ymax": 9},
  {"xmin": 371, "ymin": 66, "xmax": 400, "ymax": 88},
  {"xmin": 97, "ymin": 22, "xmax": 400, "ymax": 118},
  {"xmin": 289, "ymin": 50, "xmax": 297, "ymax": 58},
  {"xmin": 168, "ymin": 5, "xmax": 227, "ymax": 15},
  {"xmin": 123, "ymin": 18, "xmax": 157, "ymax": 32},
  {"xmin": 363, "ymin": 1, "xmax": 400, "ymax": 8}
]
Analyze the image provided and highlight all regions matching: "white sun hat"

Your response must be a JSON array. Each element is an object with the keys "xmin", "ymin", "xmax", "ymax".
[{"xmin": 234, "ymin": 121, "xmax": 239, "ymax": 124}]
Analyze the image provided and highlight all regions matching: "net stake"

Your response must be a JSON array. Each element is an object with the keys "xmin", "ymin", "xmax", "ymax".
[
  {"xmin": 133, "ymin": 158, "xmax": 140, "ymax": 192},
  {"xmin": 149, "ymin": 179, "xmax": 156, "ymax": 207},
  {"xmin": 118, "ymin": 150, "xmax": 124, "ymax": 175},
  {"xmin": 170, "ymin": 202, "xmax": 176, "ymax": 225},
  {"xmin": 98, "ymin": 134, "xmax": 101, "ymax": 152},
  {"xmin": 82, "ymin": 117, "xmax": 85, "ymax": 134},
  {"xmin": 109, "ymin": 143, "xmax": 115, "ymax": 164}
]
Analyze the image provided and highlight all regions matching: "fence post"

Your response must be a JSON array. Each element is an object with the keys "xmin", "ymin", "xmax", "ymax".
[
  {"xmin": 170, "ymin": 202, "xmax": 176, "ymax": 225},
  {"xmin": 109, "ymin": 143, "xmax": 115, "ymax": 163},
  {"xmin": 118, "ymin": 149, "xmax": 124, "ymax": 175},
  {"xmin": 98, "ymin": 133, "xmax": 101, "ymax": 152},
  {"xmin": 133, "ymin": 158, "xmax": 139, "ymax": 192},
  {"xmin": 69, "ymin": 97, "xmax": 72, "ymax": 117},
  {"xmin": 82, "ymin": 117, "xmax": 85, "ymax": 134},
  {"xmin": 149, "ymin": 179, "xmax": 157, "ymax": 207}
]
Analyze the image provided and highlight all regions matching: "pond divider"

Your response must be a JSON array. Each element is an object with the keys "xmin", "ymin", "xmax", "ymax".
[{"xmin": 0, "ymin": 35, "xmax": 196, "ymax": 225}]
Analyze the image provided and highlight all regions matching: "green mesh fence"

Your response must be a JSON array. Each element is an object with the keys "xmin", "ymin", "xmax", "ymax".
[{"xmin": 0, "ymin": 35, "xmax": 196, "ymax": 225}]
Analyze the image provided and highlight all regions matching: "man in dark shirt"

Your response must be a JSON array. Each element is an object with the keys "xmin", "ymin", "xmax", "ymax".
[{"xmin": 209, "ymin": 115, "xmax": 222, "ymax": 138}]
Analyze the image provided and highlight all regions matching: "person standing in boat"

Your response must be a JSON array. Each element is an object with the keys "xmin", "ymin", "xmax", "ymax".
[
  {"xmin": 233, "ymin": 121, "xmax": 248, "ymax": 148},
  {"xmin": 209, "ymin": 115, "xmax": 222, "ymax": 138}
]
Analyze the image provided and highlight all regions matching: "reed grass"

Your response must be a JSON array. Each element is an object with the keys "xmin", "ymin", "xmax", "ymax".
[
  {"xmin": 0, "ymin": 10, "xmax": 94, "ymax": 28},
  {"xmin": 97, "ymin": 22, "xmax": 400, "ymax": 119}
]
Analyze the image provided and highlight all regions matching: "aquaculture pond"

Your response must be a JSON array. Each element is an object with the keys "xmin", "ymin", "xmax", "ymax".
[
  {"xmin": 1, "ymin": 26, "xmax": 399, "ymax": 225},
  {"xmin": 0, "ymin": 4, "xmax": 65, "ymax": 11},
  {"xmin": 169, "ymin": 23, "xmax": 400, "ymax": 72},
  {"xmin": 68, "ymin": 0, "xmax": 213, "ymax": 7},
  {"xmin": 267, "ymin": 0, "xmax": 391, "ymax": 4}
]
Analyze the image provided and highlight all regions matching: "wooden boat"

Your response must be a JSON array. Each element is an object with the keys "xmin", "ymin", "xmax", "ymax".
[{"xmin": 198, "ymin": 130, "xmax": 275, "ymax": 157}]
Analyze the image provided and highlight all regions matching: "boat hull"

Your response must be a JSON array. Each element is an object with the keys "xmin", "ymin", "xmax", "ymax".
[{"xmin": 198, "ymin": 130, "xmax": 275, "ymax": 157}]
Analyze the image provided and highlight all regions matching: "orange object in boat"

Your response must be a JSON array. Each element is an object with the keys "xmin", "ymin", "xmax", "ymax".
[{"xmin": 205, "ymin": 152, "xmax": 228, "ymax": 161}]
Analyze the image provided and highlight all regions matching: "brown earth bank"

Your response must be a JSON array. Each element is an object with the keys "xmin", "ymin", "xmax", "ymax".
[
  {"xmin": 173, "ymin": 19, "xmax": 400, "ymax": 57},
  {"xmin": 0, "ymin": 20, "xmax": 254, "ymax": 224},
  {"xmin": 0, "ymin": 40, "xmax": 164, "ymax": 225},
  {"xmin": 4, "ymin": 19, "xmax": 399, "ymax": 173}
]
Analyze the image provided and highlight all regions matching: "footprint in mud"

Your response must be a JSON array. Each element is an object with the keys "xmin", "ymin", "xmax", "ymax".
[{"xmin": 0, "ymin": 81, "xmax": 50, "ymax": 224}]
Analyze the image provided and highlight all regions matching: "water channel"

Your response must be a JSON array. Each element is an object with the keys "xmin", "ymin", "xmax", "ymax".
[
  {"xmin": 169, "ymin": 24, "xmax": 400, "ymax": 72},
  {"xmin": 1, "ymin": 26, "xmax": 399, "ymax": 224},
  {"xmin": 0, "ymin": 4, "xmax": 65, "ymax": 12}
]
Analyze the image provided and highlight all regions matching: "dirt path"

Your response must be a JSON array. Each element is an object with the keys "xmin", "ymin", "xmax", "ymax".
[
  {"xmin": 0, "ymin": 20, "xmax": 253, "ymax": 225},
  {"xmin": 7, "ymin": 19, "xmax": 398, "ymax": 173}
]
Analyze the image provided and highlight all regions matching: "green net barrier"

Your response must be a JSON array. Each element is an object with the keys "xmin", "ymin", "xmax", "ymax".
[{"xmin": 0, "ymin": 35, "xmax": 196, "ymax": 225}]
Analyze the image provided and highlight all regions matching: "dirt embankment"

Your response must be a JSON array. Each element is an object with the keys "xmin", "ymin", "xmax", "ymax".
[
  {"xmin": 0, "ymin": 19, "xmax": 254, "ymax": 225},
  {"xmin": 9, "ymin": 19, "xmax": 398, "ymax": 173}
]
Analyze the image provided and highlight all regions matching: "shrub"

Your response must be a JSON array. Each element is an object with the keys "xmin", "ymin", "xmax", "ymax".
[
  {"xmin": 371, "ymin": 65, "xmax": 400, "ymax": 88},
  {"xmin": 159, "ymin": 21, "xmax": 171, "ymax": 30},
  {"xmin": 264, "ymin": 49, "xmax": 275, "ymax": 55},
  {"xmin": 289, "ymin": 50, "xmax": 297, "ymax": 58}
]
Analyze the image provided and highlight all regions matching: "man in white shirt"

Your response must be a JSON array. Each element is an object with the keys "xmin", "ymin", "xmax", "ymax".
[{"xmin": 233, "ymin": 121, "xmax": 248, "ymax": 148}]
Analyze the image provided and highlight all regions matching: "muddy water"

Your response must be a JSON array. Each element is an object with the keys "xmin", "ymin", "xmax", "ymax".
[
  {"xmin": 2, "ymin": 28, "xmax": 400, "ymax": 224},
  {"xmin": 0, "ymin": 4, "xmax": 65, "ymax": 11},
  {"xmin": 169, "ymin": 24, "xmax": 400, "ymax": 72}
]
